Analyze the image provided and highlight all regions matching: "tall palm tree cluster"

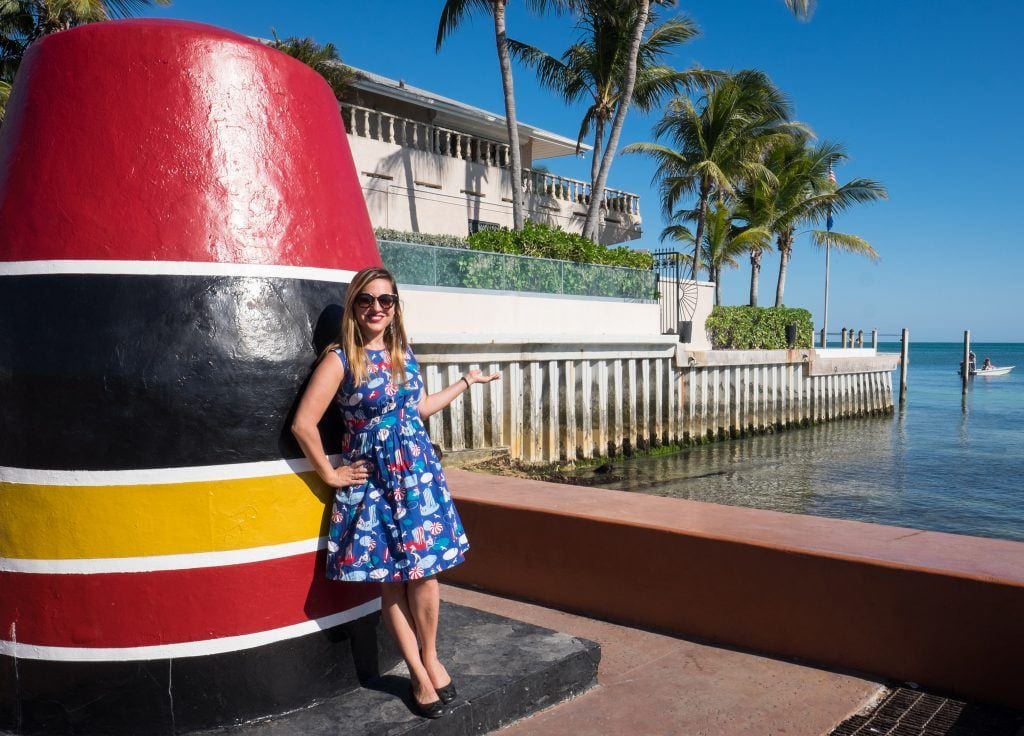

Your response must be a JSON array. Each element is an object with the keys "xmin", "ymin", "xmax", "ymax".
[
  {"xmin": 0, "ymin": 0, "xmax": 168, "ymax": 123},
  {"xmin": 438, "ymin": 0, "xmax": 703, "ymax": 241},
  {"xmin": 625, "ymin": 70, "xmax": 887, "ymax": 306},
  {"xmin": 437, "ymin": 0, "xmax": 886, "ymax": 307},
  {"xmin": 434, "ymin": 0, "xmax": 853, "ymax": 254}
]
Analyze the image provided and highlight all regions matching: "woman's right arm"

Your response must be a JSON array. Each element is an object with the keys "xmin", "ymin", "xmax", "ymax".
[{"xmin": 291, "ymin": 354, "xmax": 370, "ymax": 488}]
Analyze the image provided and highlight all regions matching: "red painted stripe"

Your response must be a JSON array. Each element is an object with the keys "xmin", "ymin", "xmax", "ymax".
[
  {"xmin": 0, "ymin": 19, "xmax": 380, "ymax": 270},
  {"xmin": 1, "ymin": 551, "xmax": 378, "ymax": 648}
]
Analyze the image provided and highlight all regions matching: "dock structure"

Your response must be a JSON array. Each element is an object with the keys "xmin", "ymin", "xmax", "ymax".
[{"xmin": 415, "ymin": 339, "xmax": 899, "ymax": 464}]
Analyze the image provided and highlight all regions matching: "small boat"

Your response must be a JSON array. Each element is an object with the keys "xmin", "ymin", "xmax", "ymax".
[
  {"xmin": 959, "ymin": 364, "xmax": 1015, "ymax": 377},
  {"xmin": 975, "ymin": 365, "xmax": 1014, "ymax": 377}
]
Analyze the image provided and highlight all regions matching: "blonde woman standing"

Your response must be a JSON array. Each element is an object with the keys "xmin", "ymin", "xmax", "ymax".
[{"xmin": 292, "ymin": 267, "xmax": 499, "ymax": 719}]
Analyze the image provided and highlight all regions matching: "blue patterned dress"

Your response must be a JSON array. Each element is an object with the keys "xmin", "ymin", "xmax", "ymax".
[{"xmin": 325, "ymin": 347, "xmax": 469, "ymax": 582}]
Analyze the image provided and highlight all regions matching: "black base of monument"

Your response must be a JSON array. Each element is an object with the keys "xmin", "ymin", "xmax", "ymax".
[
  {"xmin": 211, "ymin": 602, "xmax": 600, "ymax": 736},
  {"xmin": 1, "ymin": 611, "xmax": 399, "ymax": 736}
]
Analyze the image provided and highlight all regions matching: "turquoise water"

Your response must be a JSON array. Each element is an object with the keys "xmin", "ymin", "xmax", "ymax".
[{"xmin": 597, "ymin": 342, "xmax": 1024, "ymax": 542}]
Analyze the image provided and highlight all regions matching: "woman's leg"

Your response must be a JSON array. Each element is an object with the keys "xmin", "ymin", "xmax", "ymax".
[
  {"xmin": 407, "ymin": 577, "xmax": 451, "ymax": 688},
  {"xmin": 379, "ymin": 582, "xmax": 438, "ymax": 704}
]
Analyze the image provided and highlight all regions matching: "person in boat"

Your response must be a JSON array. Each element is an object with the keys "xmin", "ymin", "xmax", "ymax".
[
  {"xmin": 968, "ymin": 351, "xmax": 977, "ymax": 373},
  {"xmin": 291, "ymin": 267, "xmax": 500, "ymax": 719},
  {"xmin": 982, "ymin": 357, "xmax": 993, "ymax": 371}
]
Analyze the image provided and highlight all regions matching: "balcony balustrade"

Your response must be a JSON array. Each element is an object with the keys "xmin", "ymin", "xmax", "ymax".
[{"xmin": 341, "ymin": 102, "xmax": 640, "ymax": 217}]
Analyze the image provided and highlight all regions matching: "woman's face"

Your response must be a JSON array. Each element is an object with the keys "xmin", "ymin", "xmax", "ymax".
[{"xmin": 353, "ymin": 277, "xmax": 397, "ymax": 341}]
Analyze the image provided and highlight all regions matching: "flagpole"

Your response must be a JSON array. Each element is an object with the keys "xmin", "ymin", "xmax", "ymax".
[
  {"xmin": 822, "ymin": 164, "xmax": 836, "ymax": 349},
  {"xmin": 822, "ymin": 243, "xmax": 830, "ymax": 348}
]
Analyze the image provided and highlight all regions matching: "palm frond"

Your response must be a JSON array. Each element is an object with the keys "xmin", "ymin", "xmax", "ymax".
[
  {"xmin": 507, "ymin": 38, "xmax": 588, "ymax": 103},
  {"xmin": 436, "ymin": 0, "xmax": 491, "ymax": 51},
  {"xmin": 810, "ymin": 230, "xmax": 879, "ymax": 260},
  {"xmin": 659, "ymin": 222, "xmax": 694, "ymax": 244},
  {"xmin": 270, "ymin": 34, "xmax": 354, "ymax": 100}
]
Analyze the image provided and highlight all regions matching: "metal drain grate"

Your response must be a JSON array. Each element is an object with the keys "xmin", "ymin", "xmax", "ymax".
[{"xmin": 829, "ymin": 687, "xmax": 1024, "ymax": 736}]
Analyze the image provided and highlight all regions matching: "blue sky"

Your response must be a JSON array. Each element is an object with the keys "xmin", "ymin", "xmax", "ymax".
[{"xmin": 150, "ymin": 1, "xmax": 1023, "ymax": 341}]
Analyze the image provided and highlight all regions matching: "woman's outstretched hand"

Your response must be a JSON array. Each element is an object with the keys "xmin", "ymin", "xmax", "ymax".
[
  {"xmin": 464, "ymin": 369, "xmax": 501, "ymax": 385},
  {"xmin": 328, "ymin": 458, "xmax": 372, "ymax": 488}
]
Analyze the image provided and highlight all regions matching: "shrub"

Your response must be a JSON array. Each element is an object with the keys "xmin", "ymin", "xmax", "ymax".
[
  {"xmin": 705, "ymin": 306, "xmax": 813, "ymax": 349},
  {"xmin": 465, "ymin": 221, "xmax": 653, "ymax": 269},
  {"xmin": 374, "ymin": 228, "xmax": 468, "ymax": 249}
]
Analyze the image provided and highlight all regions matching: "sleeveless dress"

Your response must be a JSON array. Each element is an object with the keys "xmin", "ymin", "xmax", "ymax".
[{"xmin": 325, "ymin": 346, "xmax": 470, "ymax": 582}]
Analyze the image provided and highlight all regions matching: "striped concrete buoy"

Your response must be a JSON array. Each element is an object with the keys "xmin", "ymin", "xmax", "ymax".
[{"xmin": 0, "ymin": 19, "xmax": 395, "ymax": 734}]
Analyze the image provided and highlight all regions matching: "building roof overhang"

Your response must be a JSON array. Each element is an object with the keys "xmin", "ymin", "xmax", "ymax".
[{"xmin": 347, "ymin": 66, "xmax": 589, "ymax": 160}]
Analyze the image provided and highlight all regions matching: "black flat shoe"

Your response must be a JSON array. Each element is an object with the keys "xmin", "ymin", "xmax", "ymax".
[
  {"xmin": 414, "ymin": 698, "xmax": 446, "ymax": 719},
  {"xmin": 435, "ymin": 681, "xmax": 457, "ymax": 705}
]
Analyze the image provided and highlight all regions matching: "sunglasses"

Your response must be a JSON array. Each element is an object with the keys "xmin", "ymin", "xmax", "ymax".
[{"xmin": 353, "ymin": 292, "xmax": 399, "ymax": 310}]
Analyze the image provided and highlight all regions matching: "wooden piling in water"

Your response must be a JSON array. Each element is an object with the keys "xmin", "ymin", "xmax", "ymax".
[
  {"xmin": 900, "ymin": 328, "xmax": 910, "ymax": 405},
  {"xmin": 962, "ymin": 330, "xmax": 970, "ymax": 395}
]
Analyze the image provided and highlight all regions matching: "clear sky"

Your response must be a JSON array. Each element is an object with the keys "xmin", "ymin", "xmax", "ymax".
[{"xmin": 149, "ymin": 1, "xmax": 1024, "ymax": 342}]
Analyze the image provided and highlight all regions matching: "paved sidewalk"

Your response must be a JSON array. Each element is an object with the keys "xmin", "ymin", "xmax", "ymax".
[{"xmin": 441, "ymin": 585, "xmax": 885, "ymax": 736}]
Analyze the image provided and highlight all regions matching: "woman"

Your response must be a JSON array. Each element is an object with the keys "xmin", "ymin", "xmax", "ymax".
[{"xmin": 291, "ymin": 267, "xmax": 499, "ymax": 719}]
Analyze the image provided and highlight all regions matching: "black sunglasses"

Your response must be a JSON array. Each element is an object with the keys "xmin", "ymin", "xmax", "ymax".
[{"xmin": 353, "ymin": 292, "xmax": 399, "ymax": 310}]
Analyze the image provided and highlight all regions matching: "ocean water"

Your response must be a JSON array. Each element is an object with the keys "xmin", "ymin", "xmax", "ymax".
[{"xmin": 593, "ymin": 342, "xmax": 1024, "ymax": 543}]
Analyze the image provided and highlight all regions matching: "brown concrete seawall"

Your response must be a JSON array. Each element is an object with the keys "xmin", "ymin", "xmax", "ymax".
[{"xmin": 445, "ymin": 469, "xmax": 1024, "ymax": 708}]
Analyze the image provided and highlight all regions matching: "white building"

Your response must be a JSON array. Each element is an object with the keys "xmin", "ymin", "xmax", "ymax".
[{"xmin": 341, "ymin": 67, "xmax": 642, "ymax": 246}]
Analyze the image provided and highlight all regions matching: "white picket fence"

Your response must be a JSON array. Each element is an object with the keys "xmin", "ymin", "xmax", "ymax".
[{"xmin": 414, "ymin": 340, "xmax": 899, "ymax": 464}]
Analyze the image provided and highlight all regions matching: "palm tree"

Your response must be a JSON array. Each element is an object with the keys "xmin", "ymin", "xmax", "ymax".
[
  {"xmin": 579, "ymin": 0, "xmax": 649, "ymax": 242},
  {"xmin": 437, "ymin": 1, "xmax": 565, "ymax": 232},
  {"xmin": 732, "ymin": 180, "xmax": 774, "ymax": 306},
  {"xmin": 581, "ymin": 0, "xmax": 816, "ymax": 242},
  {"xmin": 508, "ymin": 0, "xmax": 716, "ymax": 241},
  {"xmin": 662, "ymin": 203, "xmax": 769, "ymax": 305},
  {"xmin": 625, "ymin": 70, "xmax": 800, "ymax": 282},
  {"xmin": 1, "ymin": 0, "xmax": 169, "ymax": 122},
  {"xmin": 270, "ymin": 33, "xmax": 355, "ymax": 101},
  {"xmin": 753, "ymin": 136, "xmax": 886, "ymax": 306}
]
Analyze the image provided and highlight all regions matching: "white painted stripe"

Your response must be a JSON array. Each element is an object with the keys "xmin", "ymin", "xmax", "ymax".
[
  {"xmin": 0, "ymin": 259, "xmax": 358, "ymax": 283},
  {"xmin": 0, "ymin": 455, "xmax": 342, "ymax": 486},
  {"xmin": 0, "ymin": 599, "xmax": 381, "ymax": 661},
  {"xmin": 0, "ymin": 537, "xmax": 327, "ymax": 574}
]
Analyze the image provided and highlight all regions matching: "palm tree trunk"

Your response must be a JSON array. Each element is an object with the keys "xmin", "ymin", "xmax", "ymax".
[
  {"xmin": 714, "ymin": 267, "xmax": 722, "ymax": 305},
  {"xmin": 774, "ymin": 234, "xmax": 791, "ymax": 307},
  {"xmin": 590, "ymin": 117, "xmax": 605, "ymax": 196},
  {"xmin": 691, "ymin": 184, "xmax": 710, "ymax": 281},
  {"xmin": 492, "ymin": 1, "xmax": 525, "ymax": 230},
  {"xmin": 582, "ymin": 0, "xmax": 650, "ymax": 242},
  {"xmin": 749, "ymin": 250, "xmax": 761, "ymax": 307}
]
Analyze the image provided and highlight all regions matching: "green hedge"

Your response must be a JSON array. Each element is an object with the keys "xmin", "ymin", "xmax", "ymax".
[
  {"xmin": 705, "ymin": 306, "xmax": 814, "ymax": 349},
  {"xmin": 465, "ymin": 221, "xmax": 653, "ymax": 269},
  {"xmin": 374, "ymin": 228, "xmax": 468, "ymax": 249}
]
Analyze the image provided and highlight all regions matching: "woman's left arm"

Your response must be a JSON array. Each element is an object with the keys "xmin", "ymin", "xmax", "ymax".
[{"xmin": 418, "ymin": 368, "xmax": 501, "ymax": 420}]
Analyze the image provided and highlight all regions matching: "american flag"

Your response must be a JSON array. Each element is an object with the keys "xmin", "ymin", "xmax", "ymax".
[{"xmin": 826, "ymin": 164, "xmax": 836, "ymax": 231}]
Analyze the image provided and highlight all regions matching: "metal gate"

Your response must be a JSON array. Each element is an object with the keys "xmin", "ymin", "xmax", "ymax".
[{"xmin": 652, "ymin": 249, "xmax": 699, "ymax": 337}]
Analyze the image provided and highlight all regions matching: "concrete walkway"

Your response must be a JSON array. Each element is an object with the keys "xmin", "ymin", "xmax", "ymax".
[{"xmin": 441, "ymin": 585, "xmax": 884, "ymax": 736}]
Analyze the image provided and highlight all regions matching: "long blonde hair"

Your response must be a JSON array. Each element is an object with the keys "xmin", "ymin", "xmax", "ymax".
[{"xmin": 321, "ymin": 267, "xmax": 409, "ymax": 386}]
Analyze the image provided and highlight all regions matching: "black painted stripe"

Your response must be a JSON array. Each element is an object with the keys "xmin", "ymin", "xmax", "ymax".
[
  {"xmin": 0, "ymin": 275, "xmax": 349, "ymax": 470},
  {"xmin": 0, "ymin": 611, "xmax": 398, "ymax": 735}
]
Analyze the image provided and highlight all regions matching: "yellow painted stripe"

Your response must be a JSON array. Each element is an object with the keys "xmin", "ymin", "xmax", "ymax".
[{"xmin": 0, "ymin": 472, "xmax": 334, "ymax": 559}]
